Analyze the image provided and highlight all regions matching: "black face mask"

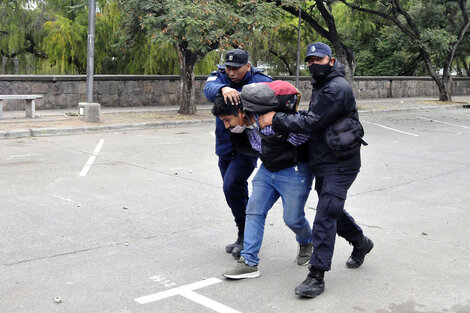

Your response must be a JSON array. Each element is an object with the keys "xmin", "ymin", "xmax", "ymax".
[{"xmin": 308, "ymin": 62, "xmax": 332, "ymax": 82}]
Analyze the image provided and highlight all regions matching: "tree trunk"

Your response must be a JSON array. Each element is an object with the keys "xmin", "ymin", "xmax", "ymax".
[
  {"xmin": 314, "ymin": 0, "xmax": 356, "ymax": 83},
  {"xmin": 1, "ymin": 57, "xmax": 6, "ymax": 74},
  {"xmin": 421, "ymin": 49, "xmax": 452, "ymax": 101},
  {"xmin": 430, "ymin": 74, "xmax": 452, "ymax": 102},
  {"xmin": 461, "ymin": 57, "xmax": 470, "ymax": 77},
  {"xmin": 176, "ymin": 46, "xmax": 199, "ymax": 115},
  {"xmin": 439, "ymin": 74, "xmax": 452, "ymax": 102},
  {"xmin": 332, "ymin": 42, "xmax": 355, "ymax": 84}
]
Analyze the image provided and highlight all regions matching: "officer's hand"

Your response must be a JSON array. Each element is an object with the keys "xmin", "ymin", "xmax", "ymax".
[
  {"xmin": 258, "ymin": 111, "xmax": 275, "ymax": 129},
  {"xmin": 221, "ymin": 87, "xmax": 241, "ymax": 105}
]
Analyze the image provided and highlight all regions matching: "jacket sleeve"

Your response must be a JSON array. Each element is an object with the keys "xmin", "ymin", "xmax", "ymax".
[
  {"xmin": 203, "ymin": 72, "xmax": 228, "ymax": 102},
  {"xmin": 273, "ymin": 83, "xmax": 349, "ymax": 135}
]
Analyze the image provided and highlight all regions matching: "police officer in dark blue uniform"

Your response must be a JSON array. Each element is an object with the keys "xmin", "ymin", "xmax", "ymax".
[
  {"xmin": 258, "ymin": 42, "xmax": 373, "ymax": 298},
  {"xmin": 204, "ymin": 49, "xmax": 272, "ymax": 258}
]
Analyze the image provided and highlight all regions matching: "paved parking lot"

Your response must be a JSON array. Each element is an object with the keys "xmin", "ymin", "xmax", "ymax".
[{"xmin": 1, "ymin": 109, "xmax": 470, "ymax": 313}]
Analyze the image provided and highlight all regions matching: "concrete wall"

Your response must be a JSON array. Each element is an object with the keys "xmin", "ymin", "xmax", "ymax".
[{"xmin": 0, "ymin": 75, "xmax": 469, "ymax": 111}]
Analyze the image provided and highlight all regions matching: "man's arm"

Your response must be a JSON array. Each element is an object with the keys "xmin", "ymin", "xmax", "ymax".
[
  {"xmin": 260, "ymin": 90, "xmax": 340, "ymax": 134},
  {"xmin": 203, "ymin": 72, "xmax": 243, "ymax": 105},
  {"xmin": 286, "ymin": 132, "xmax": 310, "ymax": 146},
  {"xmin": 203, "ymin": 72, "xmax": 228, "ymax": 102}
]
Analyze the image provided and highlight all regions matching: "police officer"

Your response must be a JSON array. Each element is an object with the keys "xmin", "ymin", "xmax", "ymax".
[
  {"xmin": 203, "ymin": 49, "xmax": 272, "ymax": 258},
  {"xmin": 258, "ymin": 42, "xmax": 374, "ymax": 298}
]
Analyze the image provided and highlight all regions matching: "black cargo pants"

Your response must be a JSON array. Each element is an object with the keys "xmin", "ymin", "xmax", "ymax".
[{"xmin": 309, "ymin": 173, "xmax": 364, "ymax": 271}]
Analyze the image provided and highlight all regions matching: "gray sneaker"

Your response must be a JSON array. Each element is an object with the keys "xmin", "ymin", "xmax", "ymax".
[
  {"xmin": 223, "ymin": 257, "xmax": 260, "ymax": 279},
  {"xmin": 297, "ymin": 243, "xmax": 313, "ymax": 265}
]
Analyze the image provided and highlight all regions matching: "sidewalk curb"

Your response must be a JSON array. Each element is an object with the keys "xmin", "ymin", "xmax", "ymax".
[
  {"xmin": 0, "ymin": 105, "xmax": 466, "ymax": 140},
  {"xmin": 0, "ymin": 129, "xmax": 32, "ymax": 139},
  {"xmin": 0, "ymin": 119, "xmax": 216, "ymax": 139}
]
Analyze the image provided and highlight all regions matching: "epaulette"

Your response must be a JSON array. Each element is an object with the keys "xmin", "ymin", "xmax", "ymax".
[
  {"xmin": 217, "ymin": 64, "xmax": 226, "ymax": 73},
  {"xmin": 256, "ymin": 71, "xmax": 272, "ymax": 80},
  {"xmin": 206, "ymin": 68, "xmax": 220, "ymax": 82},
  {"xmin": 252, "ymin": 67, "xmax": 272, "ymax": 79}
]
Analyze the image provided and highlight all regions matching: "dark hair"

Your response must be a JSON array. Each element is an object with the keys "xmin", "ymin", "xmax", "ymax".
[{"xmin": 211, "ymin": 95, "xmax": 240, "ymax": 116}]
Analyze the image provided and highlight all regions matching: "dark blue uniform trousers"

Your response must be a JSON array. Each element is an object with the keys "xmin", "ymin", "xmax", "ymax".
[
  {"xmin": 309, "ymin": 173, "xmax": 364, "ymax": 271},
  {"xmin": 218, "ymin": 154, "xmax": 258, "ymax": 238}
]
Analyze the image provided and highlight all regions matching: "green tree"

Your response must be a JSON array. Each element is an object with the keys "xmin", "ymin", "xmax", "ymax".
[
  {"xmin": 267, "ymin": 0, "xmax": 360, "ymax": 82},
  {"xmin": 41, "ymin": 15, "xmax": 87, "ymax": 73},
  {"xmin": 349, "ymin": 15, "xmax": 428, "ymax": 76},
  {"xmin": 40, "ymin": 0, "xmax": 126, "ymax": 74},
  {"xmin": 248, "ymin": 13, "xmax": 309, "ymax": 75},
  {"xmin": 340, "ymin": 0, "xmax": 470, "ymax": 101},
  {"xmin": 0, "ymin": 0, "xmax": 46, "ymax": 73},
  {"xmin": 119, "ymin": 0, "xmax": 278, "ymax": 114}
]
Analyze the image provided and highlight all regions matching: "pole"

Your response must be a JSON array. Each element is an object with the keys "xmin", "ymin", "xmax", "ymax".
[
  {"xmin": 86, "ymin": 0, "xmax": 96, "ymax": 103},
  {"xmin": 295, "ymin": 6, "xmax": 301, "ymax": 88}
]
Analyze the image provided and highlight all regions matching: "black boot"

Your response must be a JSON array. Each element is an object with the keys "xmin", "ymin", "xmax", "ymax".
[
  {"xmin": 231, "ymin": 237, "xmax": 244, "ymax": 259},
  {"xmin": 294, "ymin": 267, "xmax": 325, "ymax": 298},
  {"xmin": 225, "ymin": 237, "xmax": 243, "ymax": 259},
  {"xmin": 346, "ymin": 236, "xmax": 374, "ymax": 269}
]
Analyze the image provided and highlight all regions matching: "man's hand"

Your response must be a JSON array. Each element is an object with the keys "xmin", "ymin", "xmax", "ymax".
[
  {"xmin": 258, "ymin": 111, "xmax": 275, "ymax": 129},
  {"xmin": 221, "ymin": 87, "xmax": 241, "ymax": 105}
]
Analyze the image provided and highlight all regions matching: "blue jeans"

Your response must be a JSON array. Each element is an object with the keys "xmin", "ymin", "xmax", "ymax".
[
  {"xmin": 218, "ymin": 154, "xmax": 258, "ymax": 238},
  {"xmin": 241, "ymin": 163, "xmax": 314, "ymax": 266}
]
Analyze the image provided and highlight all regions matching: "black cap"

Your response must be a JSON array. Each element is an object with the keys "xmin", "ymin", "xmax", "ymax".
[
  {"xmin": 225, "ymin": 49, "xmax": 249, "ymax": 67},
  {"xmin": 305, "ymin": 42, "xmax": 332, "ymax": 61}
]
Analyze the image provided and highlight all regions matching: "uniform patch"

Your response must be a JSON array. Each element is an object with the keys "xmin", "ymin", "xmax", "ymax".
[{"xmin": 207, "ymin": 76, "xmax": 217, "ymax": 81}]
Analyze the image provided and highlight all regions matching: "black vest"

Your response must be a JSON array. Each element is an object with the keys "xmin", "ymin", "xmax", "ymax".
[{"xmin": 231, "ymin": 131, "xmax": 308, "ymax": 172}]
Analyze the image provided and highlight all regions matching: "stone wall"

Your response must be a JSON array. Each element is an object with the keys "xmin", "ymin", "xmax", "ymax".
[{"xmin": 0, "ymin": 75, "xmax": 469, "ymax": 110}]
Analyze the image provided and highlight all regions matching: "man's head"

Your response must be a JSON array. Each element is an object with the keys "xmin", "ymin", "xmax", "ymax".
[
  {"xmin": 305, "ymin": 42, "xmax": 335, "ymax": 82},
  {"xmin": 225, "ymin": 49, "xmax": 251, "ymax": 84},
  {"xmin": 211, "ymin": 95, "xmax": 247, "ymax": 132}
]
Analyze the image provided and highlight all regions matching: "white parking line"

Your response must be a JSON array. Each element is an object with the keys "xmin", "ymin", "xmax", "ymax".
[
  {"xmin": 182, "ymin": 290, "xmax": 241, "ymax": 313},
  {"xmin": 362, "ymin": 120, "xmax": 419, "ymax": 137},
  {"xmin": 135, "ymin": 277, "xmax": 241, "ymax": 313},
  {"xmin": 79, "ymin": 139, "xmax": 104, "ymax": 177},
  {"xmin": 4, "ymin": 153, "xmax": 40, "ymax": 160},
  {"xmin": 416, "ymin": 116, "xmax": 470, "ymax": 130}
]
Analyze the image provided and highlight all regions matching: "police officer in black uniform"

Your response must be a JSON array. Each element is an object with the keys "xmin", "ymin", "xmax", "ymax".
[{"xmin": 258, "ymin": 42, "xmax": 374, "ymax": 298}]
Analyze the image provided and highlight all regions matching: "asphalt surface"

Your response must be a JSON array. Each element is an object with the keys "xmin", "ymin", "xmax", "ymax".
[{"xmin": 1, "ymin": 98, "xmax": 470, "ymax": 313}]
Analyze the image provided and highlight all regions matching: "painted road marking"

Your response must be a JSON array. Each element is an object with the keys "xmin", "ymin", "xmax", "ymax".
[
  {"xmin": 4, "ymin": 153, "xmax": 40, "ymax": 160},
  {"xmin": 362, "ymin": 120, "xmax": 419, "ymax": 137},
  {"xmin": 416, "ymin": 116, "xmax": 470, "ymax": 130},
  {"xmin": 135, "ymin": 277, "xmax": 241, "ymax": 313},
  {"xmin": 79, "ymin": 139, "xmax": 104, "ymax": 177},
  {"xmin": 150, "ymin": 275, "xmax": 177, "ymax": 288},
  {"xmin": 210, "ymin": 131, "xmax": 215, "ymax": 138}
]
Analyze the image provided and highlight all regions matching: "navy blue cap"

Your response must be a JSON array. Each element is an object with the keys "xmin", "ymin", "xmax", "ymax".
[
  {"xmin": 225, "ymin": 49, "xmax": 249, "ymax": 67},
  {"xmin": 305, "ymin": 42, "xmax": 332, "ymax": 61}
]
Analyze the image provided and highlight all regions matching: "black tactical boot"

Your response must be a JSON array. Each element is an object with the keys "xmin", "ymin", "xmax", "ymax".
[
  {"xmin": 225, "ymin": 237, "xmax": 243, "ymax": 259},
  {"xmin": 231, "ymin": 238, "xmax": 244, "ymax": 259},
  {"xmin": 346, "ymin": 236, "xmax": 374, "ymax": 269},
  {"xmin": 294, "ymin": 267, "xmax": 325, "ymax": 298}
]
